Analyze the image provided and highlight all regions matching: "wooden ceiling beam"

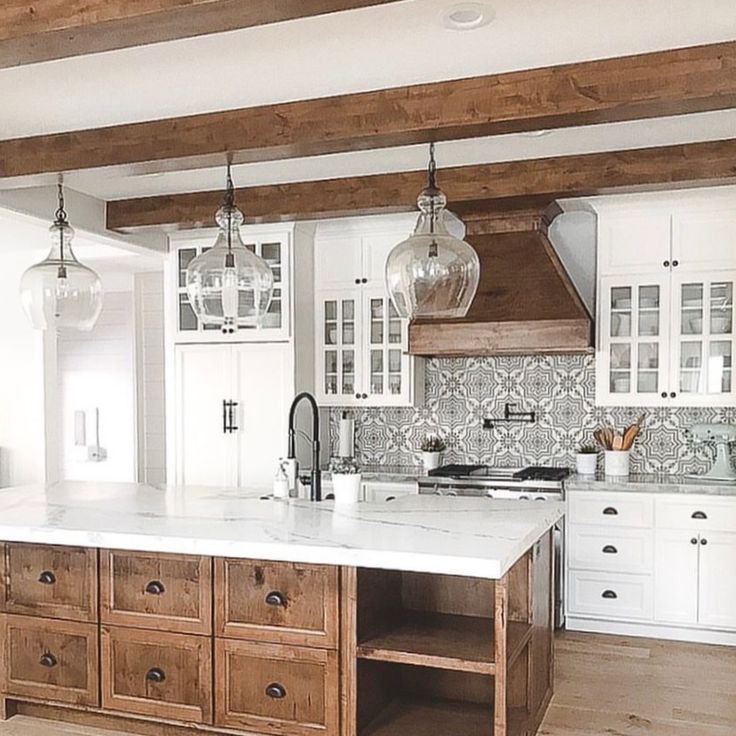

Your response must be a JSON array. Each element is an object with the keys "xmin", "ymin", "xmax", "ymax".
[
  {"xmin": 3, "ymin": 41, "xmax": 736, "ymax": 179},
  {"xmin": 106, "ymin": 138, "xmax": 736, "ymax": 231},
  {"xmin": 0, "ymin": 0, "xmax": 402, "ymax": 69}
]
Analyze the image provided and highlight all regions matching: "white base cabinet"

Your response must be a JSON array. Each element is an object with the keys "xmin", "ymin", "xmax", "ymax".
[{"xmin": 567, "ymin": 490, "xmax": 736, "ymax": 645}]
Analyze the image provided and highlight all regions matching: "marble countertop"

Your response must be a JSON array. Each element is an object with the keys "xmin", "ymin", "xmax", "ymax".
[
  {"xmin": 322, "ymin": 465, "xmax": 422, "ymax": 483},
  {"xmin": 567, "ymin": 473, "xmax": 736, "ymax": 496},
  {"xmin": 0, "ymin": 482, "xmax": 563, "ymax": 579}
]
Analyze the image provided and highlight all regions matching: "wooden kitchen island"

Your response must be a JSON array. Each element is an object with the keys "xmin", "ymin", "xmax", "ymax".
[{"xmin": 0, "ymin": 482, "xmax": 563, "ymax": 736}]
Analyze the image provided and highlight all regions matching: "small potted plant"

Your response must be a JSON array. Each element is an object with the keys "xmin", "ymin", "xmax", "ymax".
[
  {"xmin": 576, "ymin": 444, "xmax": 598, "ymax": 476},
  {"xmin": 329, "ymin": 457, "xmax": 362, "ymax": 505},
  {"xmin": 420, "ymin": 434, "xmax": 446, "ymax": 471}
]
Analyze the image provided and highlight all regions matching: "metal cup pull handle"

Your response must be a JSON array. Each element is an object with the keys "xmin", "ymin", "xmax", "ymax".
[
  {"xmin": 601, "ymin": 590, "xmax": 618, "ymax": 600},
  {"xmin": 145, "ymin": 580, "xmax": 166, "ymax": 595},
  {"xmin": 265, "ymin": 591, "xmax": 287, "ymax": 607},
  {"xmin": 691, "ymin": 511, "xmax": 707, "ymax": 520},
  {"xmin": 602, "ymin": 507, "xmax": 618, "ymax": 516},
  {"xmin": 265, "ymin": 682, "xmax": 287, "ymax": 699},
  {"xmin": 602, "ymin": 545, "xmax": 618, "ymax": 554},
  {"xmin": 146, "ymin": 667, "xmax": 166, "ymax": 683},
  {"xmin": 38, "ymin": 571, "xmax": 56, "ymax": 585},
  {"xmin": 39, "ymin": 653, "xmax": 58, "ymax": 668}
]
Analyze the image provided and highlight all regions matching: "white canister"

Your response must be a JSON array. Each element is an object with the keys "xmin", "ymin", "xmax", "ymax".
[
  {"xmin": 576, "ymin": 452, "xmax": 598, "ymax": 476},
  {"xmin": 604, "ymin": 450, "xmax": 630, "ymax": 478},
  {"xmin": 422, "ymin": 451, "xmax": 443, "ymax": 471},
  {"xmin": 332, "ymin": 473, "xmax": 362, "ymax": 505}
]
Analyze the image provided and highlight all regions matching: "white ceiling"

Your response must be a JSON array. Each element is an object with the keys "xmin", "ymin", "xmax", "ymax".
[
  {"xmin": 2, "ymin": 0, "xmax": 735, "ymax": 139},
  {"xmin": 1, "ymin": 0, "xmax": 734, "ymax": 207}
]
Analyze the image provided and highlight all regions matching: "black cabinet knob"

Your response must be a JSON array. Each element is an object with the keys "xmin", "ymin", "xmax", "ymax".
[
  {"xmin": 672, "ymin": 260, "xmax": 679, "ymax": 267},
  {"xmin": 361, "ymin": 393, "xmax": 368, "ymax": 399},
  {"xmin": 670, "ymin": 392, "xmax": 677, "ymax": 399},
  {"xmin": 361, "ymin": 278, "xmax": 368, "ymax": 284},
  {"xmin": 602, "ymin": 507, "xmax": 618, "ymax": 515},
  {"xmin": 145, "ymin": 580, "xmax": 166, "ymax": 595},
  {"xmin": 265, "ymin": 683, "xmax": 287, "ymax": 699},
  {"xmin": 663, "ymin": 260, "xmax": 670, "ymax": 267},
  {"xmin": 39, "ymin": 653, "xmax": 57, "ymax": 668},
  {"xmin": 355, "ymin": 278, "xmax": 360, "ymax": 285},
  {"xmin": 38, "ymin": 571, "xmax": 56, "ymax": 585},
  {"xmin": 700, "ymin": 538, "xmax": 708, "ymax": 546},
  {"xmin": 601, "ymin": 590, "xmax": 618, "ymax": 599},
  {"xmin": 602, "ymin": 545, "xmax": 618, "ymax": 554},
  {"xmin": 146, "ymin": 667, "xmax": 166, "ymax": 683},
  {"xmin": 691, "ymin": 511, "xmax": 707, "ymax": 519},
  {"xmin": 661, "ymin": 391, "xmax": 668, "ymax": 398},
  {"xmin": 691, "ymin": 538, "xmax": 698, "ymax": 545},
  {"xmin": 355, "ymin": 393, "xmax": 360, "ymax": 399},
  {"xmin": 265, "ymin": 591, "xmax": 287, "ymax": 607}
]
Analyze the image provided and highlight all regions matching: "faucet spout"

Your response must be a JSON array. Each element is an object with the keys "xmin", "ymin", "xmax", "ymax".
[{"xmin": 287, "ymin": 392, "xmax": 322, "ymax": 502}]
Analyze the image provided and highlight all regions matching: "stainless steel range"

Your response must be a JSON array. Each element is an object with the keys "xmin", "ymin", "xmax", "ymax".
[{"xmin": 418, "ymin": 464, "xmax": 568, "ymax": 628}]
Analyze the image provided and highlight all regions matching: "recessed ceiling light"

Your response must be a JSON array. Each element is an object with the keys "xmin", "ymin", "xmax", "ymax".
[{"xmin": 442, "ymin": 3, "xmax": 494, "ymax": 31}]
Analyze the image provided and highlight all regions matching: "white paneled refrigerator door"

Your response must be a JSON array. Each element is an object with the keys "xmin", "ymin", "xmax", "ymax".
[
  {"xmin": 232, "ymin": 343, "xmax": 293, "ymax": 488},
  {"xmin": 174, "ymin": 344, "xmax": 237, "ymax": 487}
]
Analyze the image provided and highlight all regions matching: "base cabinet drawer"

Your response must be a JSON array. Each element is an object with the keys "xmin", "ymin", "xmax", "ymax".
[
  {"xmin": 2, "ymin": 615, "xmax": 99, "ymax": 706},
  {"xmin": 215, "ymin": 639, "xmax": 339, "ymax": 736},
  {"xmin": 216, "ymin": 559, "xmax": 339, "ymax": 648},
  {"xmin": 568, "ymin": 526, "xmax": 653, "ymax": 574},
  {"xmin": 101, "ymin": 626, "xmax": 212, "ymax": 724},
  {"xmin": 568, "ymin": 493, "xmax": 654, "ymax": 529},
  {"xmin": 568, "ymin": 571, "xmax": 653, "ymax": 621},
  {"xmin": 2, "ymin": 543, "xmax": 97, "ymax": 622},
  {"xmin": 655, "ymin": 496, "xmax": 736, "ymax": 533},
  {"xmin": 101, "ymin": 550, "xmax": 212, "ymax": 634}
]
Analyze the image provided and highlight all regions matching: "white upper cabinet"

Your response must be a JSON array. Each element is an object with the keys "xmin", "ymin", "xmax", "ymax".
[
  {"xmin": 167, "ymin": 224, "xmax": 293, "ymax": 343},
  {"xmin": 314, "ymin": 215, "xmax": 424, "ymax": 408},
  {"xmin": 593, "ymin": 190, "xmax": 736, "ymax": 406}
]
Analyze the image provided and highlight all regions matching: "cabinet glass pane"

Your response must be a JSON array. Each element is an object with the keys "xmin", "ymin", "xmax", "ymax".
[
  {"xmin": 637, "ymin": 284, "xmax": 660, "ymax": 337},
  {"xmin": 342, "ymin": 300, "xmax": 355, "ymax": 345},
  {"xmin": 178, "ymin": 248, "xmax": 196, "ymax": 288},
  {"xmin": 680, "ymin": 341, "xmax": 703, "ymax": 393},
  {"xmin": 371, "ymin": 299, "xmax": 384, "ymax": 320},
  {"xmin": 610, "ymin": 344, "xmax": 631, "ymax": 370},
  {"xmin": 610, "ymin": 344, "xmax": 631, "ymax": 393},
  {"xmin": 342, "ymin": 350, "xmax": 355, "ymax": 395},
  {"xmin": 370, "ymin": 350, "xmax": 383, "ymax": 394},
  {"xmin": 388, "ymin": 318, "xmax": 402, "ymax": 344},
  {"xmin": 710, "ymin": 282, "xmax": 733, "ymax": 335},
  {"xmin": 637, "ymin": 342, "xmax": 659, "ymax": 393},
  {"xmin": 681, "ymin": 283, "xmax": 704, "ymax": 335},
  {"xmin": 708, "ymin": 341, "xmax": 732, "ymax": 394},
  {"xmin": 178, "ymin": 294, "xmax": 198, "ymax": 331},
  {"xmin": 261, "ymin": 242, "xmax": 281, "ymax": 263},
  {"xmin": 371, "ymin": 320, "xmax": 384, "ymax": 344},
  {"xmin": 324, "ymin": 300, "xmax": 337, "ymax": 345},
  {"xmin": 638, "ymin": 311, "xmax": 659, "ymax": 337},
  {"xmin": 325, "ymin": 301, "xmax": 337, "ymax": 320},
  {"xmin": 324, "ymin": 351, "xmax": 337, "ymax": 396}
]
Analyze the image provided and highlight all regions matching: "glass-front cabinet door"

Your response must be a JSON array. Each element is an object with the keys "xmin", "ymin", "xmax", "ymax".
[
  {"xmin": 317, "ymin": 292, "xmax": 362, "ymax": 404},
  {"xmin": 670, "ymin": 273, "xmax": 735, "ymax": 404},
  {"xmin": 364, "ymin": 289, "xmax": 412, "ymax": 406},
  {"xmin": 170, "ymin": 231, "xmax": 290, "ymax": 342},
  {"xmin": 598, "ymin": 277, "xmax": 670, "ymax": 405}
]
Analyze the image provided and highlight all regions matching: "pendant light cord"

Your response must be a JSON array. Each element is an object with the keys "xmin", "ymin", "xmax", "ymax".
[
  {"xmin": 224, "ymin": 159, "xmax": 235, "ymax": 254},
  {"xmin": 55, "ymin": 180, "xmax": 68, "ymax": 269}
]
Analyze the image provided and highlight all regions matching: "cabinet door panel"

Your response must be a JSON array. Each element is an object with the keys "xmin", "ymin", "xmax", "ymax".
[
  {"xmin": 598, "ymin": 212, "xmax": 672, "ymax": 276},
  {"xmin": 653, "ymin": 530, "xmax": 699, "ymax": 625},
  {"xmin": 362, "ymin": 232, "xmax": 403, "ymax": 285},
  {"xmin": 174, "ymin": 344, "xmax": 235, "ymax": 486},
  {"xmin": 232, "ymin": 343, "xmax": 291, "ymax": 487},
  {"xmin": 315, "ymin": 236, "xmax": 362, "ymax": 289},
  {"xmin": 698, "ymin": 532, "xmax": 736, "ymax": 630},
  {"xmin": 672, "ymin": 210, "xmax": 736, "ymax": 272}
]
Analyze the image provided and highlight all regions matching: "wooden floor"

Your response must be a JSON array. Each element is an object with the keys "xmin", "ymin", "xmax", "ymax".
[{"xmin": 2, "ymin": 632, "xmax": 735, "ymax": 735}]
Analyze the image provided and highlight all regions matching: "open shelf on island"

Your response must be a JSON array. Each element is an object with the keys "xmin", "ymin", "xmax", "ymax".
[
  {"xmin": 362, "ymin": 698, "xmax": 493, "ymax": 736},
  {"xmin": 357, "ymin": 612, "xmax": 532, "ymax": 674}
]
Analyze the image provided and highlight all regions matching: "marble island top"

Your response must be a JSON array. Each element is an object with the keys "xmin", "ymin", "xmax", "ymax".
[{"xmin": 0, "ymin": 481, "xmax": 563, "ymax": 579}]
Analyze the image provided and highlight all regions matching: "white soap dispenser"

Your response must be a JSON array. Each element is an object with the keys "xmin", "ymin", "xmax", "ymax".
[{"xmin": 273, "ymin": 459, "xmax": 290, "ymax": 499}]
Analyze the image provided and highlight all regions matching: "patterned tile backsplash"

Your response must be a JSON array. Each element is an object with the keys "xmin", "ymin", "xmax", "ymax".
[{"xmin": 329, "ymin": 354, "xmax": 736, "ymax": 475}]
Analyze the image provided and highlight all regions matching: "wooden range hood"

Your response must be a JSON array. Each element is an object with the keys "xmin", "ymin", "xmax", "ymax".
[{"xmin": 409, "ymin": 203, "xmax": 593, "ymax": 356}]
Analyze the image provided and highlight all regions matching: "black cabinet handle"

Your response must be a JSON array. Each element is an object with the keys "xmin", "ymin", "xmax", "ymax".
[
  {"xmin": 601, "ymin": 590, "xmax": 618, "ymax": 599},
  {"xmin": 385, "ymin": 496, "xmax": 396, "ymax": 502},
  {"xmin": 602, "ymin": 545, "xmax": 618, "ymax": 554},
  {"xmin": 265, "ymin": 683, "xmax": 287, "ymax": 699},
  {"xmin": 146, "ymin": 667, "xmax": 166, "ymax": 683},
  {"xmin": 265, "ymin": 591, "xmax": 287, "ymax": 607},
  {"xmin": 38, "ymin": 571, "xmax": 56, "ymax": 585},
  {"xmin": 691, "ymin": 511, "xmax": 707, "ymax": 519},
  {"xmin": 39, "ymin": 653, "xmax": 57, "ymax": 668},
  {"xmin": 145, "ymin": 580, "xmax": 166, "ymax": 595},
  {"xmin": 701, "ymin": 538, "xmax": 708, "ymax": 546},
  {"xmin": 602, "ymin": 507, "xmax": 618, "ymax": 515},
  {"xmin": 663, "ymin": 260, "xmax": 670, "ymax": 267},
  {"xmin": 222, "ymin": 400, "xmax": 229, "ymax": 434},
  {"xmin": 229, "ymin": 401, "xmax": 238, "ymax": 432},
  {"xmin": 691, "ymin": 537, "xmax": 698, "ymax": 545}
]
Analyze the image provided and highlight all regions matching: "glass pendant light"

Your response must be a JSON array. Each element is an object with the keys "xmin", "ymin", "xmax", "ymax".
[
  {"xmin": 186, "ymin": 162, "xmax": 274, "ymax": 334},
  {"xmin": 385, "ymin": 143, "xmax": 480, "ymax": 319},
  {"xmin": 20, "ymin": 181, "xmax": 103, "ymax": 332}
]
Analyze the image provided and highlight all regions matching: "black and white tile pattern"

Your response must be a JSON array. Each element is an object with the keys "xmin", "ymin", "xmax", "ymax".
[{"xmin": 330, "ymin": 355, "xmax": 735, "ymax": 475}]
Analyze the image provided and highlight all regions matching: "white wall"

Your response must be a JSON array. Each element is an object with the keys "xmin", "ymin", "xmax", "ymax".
[
  {"xmin": 57, "ymin": 289, "xmax": 137, "ymax": 482},
  {"xmin": 135, "ymin": 272, "xmax": 167, "ymax": 485}
]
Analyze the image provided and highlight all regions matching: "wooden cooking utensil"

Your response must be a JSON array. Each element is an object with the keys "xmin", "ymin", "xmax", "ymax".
[
  {"xmin": 612, "ymin": 434, "xmax": 624, "ymax": 451},
  {"xmin": 622, "ymin": 424, "xmax": 640, "ymax": 450}
]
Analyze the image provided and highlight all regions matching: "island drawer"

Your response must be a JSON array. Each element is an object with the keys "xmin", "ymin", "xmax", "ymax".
[
  {"xmin": 568, "ymin": 493, "xmax": 654, "ymax": 528},
  {"xmin": 215, "ymin": 639, "xmax": 339, "ymax": 736},
  {"xmin": 655, "ymin": 496, "xmax": 736, "ymax": 533},
  {"xmin": 1, "ymin": 543, "xmax": 98, "ymax": 622},
  {"xmin": 568, "ymin": 526, "xmax": 653, "ymax": 574},
  {"xmin": 101, "ymin": 626, "xmax": 212, "ymax": 724},
  {"xmin": 215, "ymin": 558, "xmax": 339, "ymax": 648},
  {"xmin": 101, "ymin": 549, "xmax": 212, "ymax": 634},
  {"xmin": 2, "ymin": 614, "xmax": 99, "ymax": 706},
  {"xmin": 568, "ymin": 570, "xmax": 653, "ymax": 620}
]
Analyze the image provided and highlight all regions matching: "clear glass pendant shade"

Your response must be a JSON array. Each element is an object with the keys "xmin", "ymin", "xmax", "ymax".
[
  {"xmin": 385, "ymin": 145, "xmax": 480, "ymax": 319},
  {"xmin": 185, "ymin": 168, "xmax": 274, "ymax": 334},
  {"xmin": 20, "ymin": 194, "xmax": 103, "ymax": 332}
]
